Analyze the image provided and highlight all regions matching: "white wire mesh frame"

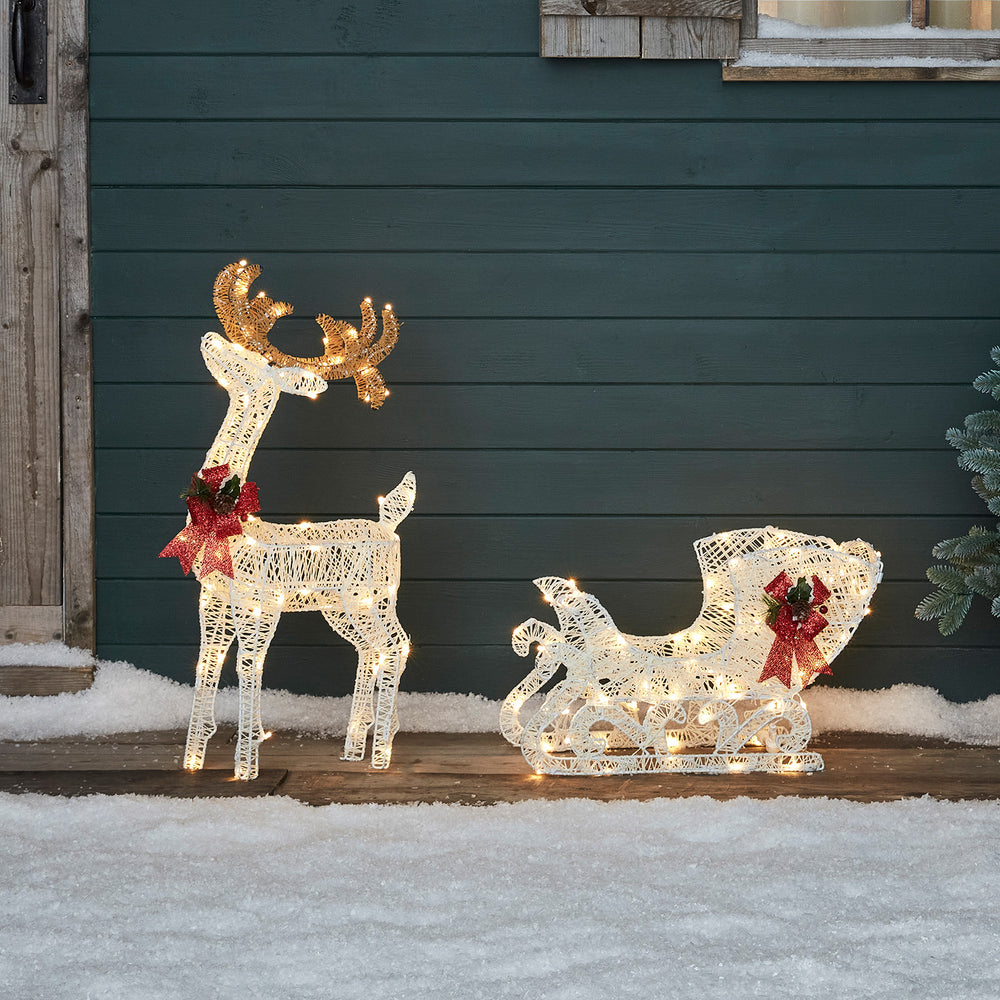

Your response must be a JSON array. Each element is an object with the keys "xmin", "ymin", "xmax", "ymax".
[
  {"xmin": 182, "ymin": 332, "xmax": 415, "ymax": 780},
  {"xmin": 502, "ymin": 529, "xmax": 883, "ymax": 776}
]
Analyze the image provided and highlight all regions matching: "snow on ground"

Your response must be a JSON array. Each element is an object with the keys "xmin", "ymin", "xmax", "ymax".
[
  {"xmin": 0, "ymin": 654, "xmax": 499, "ymax": 741},
  {"xmin": 0, "ymin": 642, "xmax": 95, "ymax": 668},
  {"xmin": 2, "ymin": 643, "xmax": 999, "ymax": 745},
  {"xmin": 1, "ymin": 793, "xmax": 998, "ymax": 999},
  {"xmin": 3, "ymin": 645, "xmax": 1000, "ymax": 997}
]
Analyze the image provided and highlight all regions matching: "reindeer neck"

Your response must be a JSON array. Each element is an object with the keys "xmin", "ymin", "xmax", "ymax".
[{"xmin": 202, "ymin": 381, "xmax": 281, "ymax": 481}]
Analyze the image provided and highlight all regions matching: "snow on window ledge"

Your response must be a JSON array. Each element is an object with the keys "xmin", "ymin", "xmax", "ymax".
[
  {"xmin": 726, "ymin": 13, "xmax": 1000, "ymax": 78},
  {"xmin": 732, "ymin": 50, "xmax": 1000, "ymax": 68}
]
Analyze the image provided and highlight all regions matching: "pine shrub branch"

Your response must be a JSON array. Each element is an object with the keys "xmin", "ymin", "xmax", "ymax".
[{"xmin": 917, "ymin": 347, "xmax": 1000, "ymax": 635}]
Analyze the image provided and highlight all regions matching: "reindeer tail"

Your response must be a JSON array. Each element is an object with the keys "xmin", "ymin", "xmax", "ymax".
[{"xmin": 378, "ymin": 471, "xmax": 416, "ymax": 531}]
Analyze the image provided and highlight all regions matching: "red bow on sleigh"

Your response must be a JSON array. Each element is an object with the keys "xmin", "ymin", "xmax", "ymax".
[
  {"xmin": 158, "ymin": 464, "xmax": 259, "ymax": 579},
  {"xmin": 758, "ymin": 572, "xmax": 832, "ymax": 689}
]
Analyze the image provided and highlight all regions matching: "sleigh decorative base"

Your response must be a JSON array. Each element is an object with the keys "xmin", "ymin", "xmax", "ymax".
[
  {"xmin": 522, "ymin": 748, "xmax": 826, "ymax": 776},
  {"xmin": 518, "ymin": 691, "xmax": 825, "ymax": 774},
  {"xmin": 503, "ymin": 528, "xmax": 882, "ymax": 777}
]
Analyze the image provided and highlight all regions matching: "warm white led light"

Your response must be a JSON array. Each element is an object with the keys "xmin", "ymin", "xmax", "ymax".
[
  {"xmin": 180, "ymin": 262, "xmax": 416, "ymax": 781},
  {"xmin": 501, "ymin": 528, "xmax": 882, "ymax": 776}
]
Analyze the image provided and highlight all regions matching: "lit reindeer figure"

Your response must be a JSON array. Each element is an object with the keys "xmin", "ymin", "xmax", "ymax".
[{"xmin": 173, "ymin": 261, "xmax": 415, "ymax": 780}]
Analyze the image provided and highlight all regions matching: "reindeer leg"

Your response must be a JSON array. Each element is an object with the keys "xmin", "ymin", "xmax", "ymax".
[
  {"xmin": 323, "ymin": 609, "xmax": 378, "ymax": 761},
  {"xmin": 371, "ymin": 646, "xmax": 407, "ymax": 769},
  {"xmin": 346, "ymin": 648, "xmax": 380, "ymax": 761},
  {"xmin": 184, "ymin": 588, "xmax": 236, "ymax": 771},
  {"xmin": 233, "ymin": 607, "xmax": 281, "ymax": 781},
  {"xmin": 369, "ymin": 612, "xmax": 410, "ymax": 770}
]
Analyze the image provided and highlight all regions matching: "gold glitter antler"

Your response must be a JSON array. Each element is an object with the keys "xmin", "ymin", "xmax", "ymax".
[
  {"xmin": 316, "ymin": 298, "xmax": 399, "ymax": 409},
  {"xmin": 213, "ymin": 260, "xmax": 399, "ymax": 409}
]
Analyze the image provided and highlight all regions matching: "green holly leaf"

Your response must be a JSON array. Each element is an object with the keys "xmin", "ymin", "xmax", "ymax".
[
  {"xmin": 786, "ymin": 576, "xmax": 812, "ymax": 605},
  {"xmin": 218, "ymin": 474, "xmax": 242, "ymax": 500},
  {"xmin": 180, "ymin": 475, "xmax": 213, "ymax": 502}
]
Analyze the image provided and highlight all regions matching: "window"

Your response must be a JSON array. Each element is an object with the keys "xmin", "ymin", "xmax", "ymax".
[
  {"xmin": 730, "ymin": 0, "xmax": 1000, "ymax": 78},
  {"xmin": 539, "ymin": 0, "xmax": 1000, "ymax": 79}
]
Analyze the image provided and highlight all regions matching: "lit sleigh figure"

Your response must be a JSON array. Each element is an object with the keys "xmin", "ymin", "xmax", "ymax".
[
  {"xmin": 502, "ymin": 529, "xmax": 882, "ymax": 775},
  {"xmin": 161, "ymin": 261, "xmax": 415, "ymax": 780}
]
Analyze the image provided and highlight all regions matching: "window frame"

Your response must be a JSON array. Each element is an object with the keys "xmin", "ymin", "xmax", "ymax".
[
  {"xmin": 727, "ymin": 0, "xmax": 1000, "ymax": 80},
  {"xmin": 538, "ymin": 0, "xmax": 1000, "ymax": 79}
]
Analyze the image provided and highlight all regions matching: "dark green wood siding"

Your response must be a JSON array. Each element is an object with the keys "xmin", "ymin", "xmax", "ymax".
[{"xmin": 89, "ymin": 0, "xmax": 1000, "ymax": 702}]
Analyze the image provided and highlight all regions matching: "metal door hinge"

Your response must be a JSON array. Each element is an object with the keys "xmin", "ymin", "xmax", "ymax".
[{"xmin": 9, "ymin": 0, "xmax": 46, "ymax": 104}]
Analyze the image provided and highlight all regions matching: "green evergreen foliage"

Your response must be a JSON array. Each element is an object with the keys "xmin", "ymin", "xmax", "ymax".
[{"xmin": 917, "ymin": 346, "xmax": 1000, "ymax": 634}]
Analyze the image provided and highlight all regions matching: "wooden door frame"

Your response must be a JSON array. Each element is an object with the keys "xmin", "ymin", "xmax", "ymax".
[{"xmin": 1, "ymin": 0, "xmax": 93, "ymax": 650}]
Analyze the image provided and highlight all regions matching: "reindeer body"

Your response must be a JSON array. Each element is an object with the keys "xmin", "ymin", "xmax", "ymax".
[{"xmin": 178, "ymin": 264, "xmax": 414, "ymax": 780}]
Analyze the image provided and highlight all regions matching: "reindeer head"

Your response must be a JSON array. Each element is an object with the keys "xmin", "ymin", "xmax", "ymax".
[{"xmin": 212, "ymin": 260, "xmax": 400, "ymax": 409}]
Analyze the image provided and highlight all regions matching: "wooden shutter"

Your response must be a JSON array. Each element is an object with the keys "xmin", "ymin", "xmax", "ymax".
[{"xmin": 540, "ymin": 0, "xmax": 742, "ymax": 59}]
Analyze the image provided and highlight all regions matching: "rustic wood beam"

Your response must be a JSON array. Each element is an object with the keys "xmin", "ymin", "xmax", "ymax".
[
  {"xmin": 739, "ymin": 37, "xmax": 1000, "ymax": 58},
  {"xmin": 540, "ymin": 14, "xmax": 640, "ymax": 56},
  {"xmin": 725, "ymin": 65, "xmax": 1000, "ymax": 81},
  {"xmin": 643, "ymin": 16, "xmax": 741, "ymax": 57},
  {"xmin": 57, "ymin": 0, "xmax": 95, "ymax": 650},
  {"xmin": 542, "ymin": 0, "xmax": 742, "ymax": 17}
]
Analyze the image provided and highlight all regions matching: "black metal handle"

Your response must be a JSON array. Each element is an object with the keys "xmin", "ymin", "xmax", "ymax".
[{"xmin": 11, "ymin": 0, "xmax": 34, "ymax": 89}]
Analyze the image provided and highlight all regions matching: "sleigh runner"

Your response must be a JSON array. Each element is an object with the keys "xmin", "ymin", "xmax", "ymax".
[{"xmin": 502, "ymin": 529, "xmax": 883, "ymax": 775}]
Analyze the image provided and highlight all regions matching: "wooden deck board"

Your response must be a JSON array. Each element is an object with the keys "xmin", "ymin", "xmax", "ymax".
[
  {"xmin": 0, "ymin": 768, "xmax": 286, "ymax": 798},
  {"xmin": 0, "ymin": 730, "xmax": 996, "ymax": 804}
]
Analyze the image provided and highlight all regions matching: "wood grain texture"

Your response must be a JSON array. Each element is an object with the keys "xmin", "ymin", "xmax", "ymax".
[
  {"xmin": 2, "ymin": 732, "xmax": 997, "ymax": 805},
  {"xmin": 642, "ymin": 16, "xmax": 740, "ymax": 58},
  {"xmin": 90, "ymin": 251, "xmax": 1000, "ymax": 318},
  {"xmin": 88, "ymin": 55, "xmax": 1000, "ymax": 120},
  {"xmin": 0, "ymin": 606, "xmax": 63, "ymax": 643},
  {"xmin": 541, "ymin": 0, "xmax": 742, "ymax": 17},
  {"xmin": 96, "ymin": 514, "xmax": 998, "ymax": 582},
  {"xmin": 92, "ymin": 384, "xmax": 980, "ymax": 451},
  {"xmin": 724, "ymin": 66, "xmax": 1000, "ymax": 82},
  {"xmin": 95, "ymin": 448, "xmax": 979, "ymax": 516},
  {"xmin": 971, "ymin": 0, "xmax": 993, "ymax": 30},
  {"xmin": 89, "ymin": 121, "xmax": 1000, "ymax": 186},
  {"xmin": 0, "ymin": 665, "xmax": 94, "ymax": 695},
  {"xmin": 540, "ymin": 14, "xmax": 640, "ymax": 57},
  {"xmin": 739, "ymin": 38, "xmax": 1000, "ymax": 59},
  {"xmin": 0, "ymin": 769, "xmax": 286, "ymax": 797},
  {"xmin": 90, "ymin": 188, "xmax": 1000, "ymax": 253},
  {"xmin": 56, "ymin": 0, "xmax": 95, "ymax": 649},
  {"xmin": 0, "ymin": 16, "xmax": 62, "ymax": 609},
  {"xmin": 90, "ymin": 0, "xmax": 539, "ymax": 55},
  {"xmin": 93, "ymin": 579, "xmax": 989, "ymax": 650},
  {"xmin": 1, "ymin": 0, "xmax": 93, "ymax": 648},
  {"xmin": 90, "ymin": 317, "xmax": 1000, "ymax": 385},
  {"xmin": 87, "ymin": 0, "xmax": 1000, "ymax": 703}
]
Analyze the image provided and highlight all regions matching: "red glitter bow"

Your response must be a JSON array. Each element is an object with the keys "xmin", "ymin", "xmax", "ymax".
[
  {"xmin": 758, "ymin": 572, "xmax": 832, "ymax": 689},
  {"xmin": 158, "ymin": 464, "xmax": 259, "ymax": 579}
]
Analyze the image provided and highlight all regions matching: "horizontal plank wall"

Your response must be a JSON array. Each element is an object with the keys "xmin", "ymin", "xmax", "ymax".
[{"xmin": 89, "ymin": 0, "xmax": 1000, "ymax": 702}]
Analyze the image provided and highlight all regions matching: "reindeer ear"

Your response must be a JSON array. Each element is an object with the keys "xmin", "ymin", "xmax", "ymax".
[{"xmin": 273, "ymin": 366, "xmax": 328, "ymax": 398}]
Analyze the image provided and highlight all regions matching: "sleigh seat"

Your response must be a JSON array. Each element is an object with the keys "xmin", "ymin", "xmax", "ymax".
[{"xmin": 501, "ymin": 530, "xmax": 882, "ymax": 775}]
